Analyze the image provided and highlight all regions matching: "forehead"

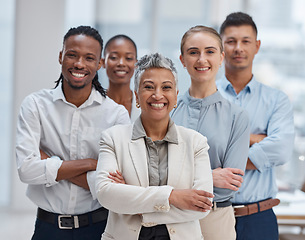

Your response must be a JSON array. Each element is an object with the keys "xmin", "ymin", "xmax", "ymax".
[
  {"xmin": 222, "ymin": 25, "xmax": 256, "ymax": 39},
  {"xmin": 63, "ymin": 34, "xmax": 102, "ymax": 54},
  {"xmin": 106, "ymin": 38, "xmax": 136, "ymax": 54},
  {"xmin": 140, "ymin": 68, "xmax": 175, "ymax": 83},
  {"xmin": 184, "ymin": 32, "xmax": 220, "ymax": 49}
]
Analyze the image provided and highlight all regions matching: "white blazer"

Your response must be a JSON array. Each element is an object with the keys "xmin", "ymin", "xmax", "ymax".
[{"xmin": 96, "ymin": 123, "xmax": 213, "ymax": 240}]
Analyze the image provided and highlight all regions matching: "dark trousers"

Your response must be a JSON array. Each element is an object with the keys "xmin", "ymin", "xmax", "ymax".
[
  {"xmin": 138, "ymin": 224, "xmax": 170, "ymax": 240},
  {"xmin": 31, "ymin": 218, "xmax": 107, "ymax": 240},
  {"xmin": 235, "ymin": 208, "xmax": 279, "ymax": 240}
]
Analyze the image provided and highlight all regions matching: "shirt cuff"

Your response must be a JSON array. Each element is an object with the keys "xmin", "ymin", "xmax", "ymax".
[
  {"xmin": 45, "ymin": 156, "xmax": 63, "ymax": 187},
  {"xmin": 249, "ymin": 144, "xmax": 270, "ymax": 172}
]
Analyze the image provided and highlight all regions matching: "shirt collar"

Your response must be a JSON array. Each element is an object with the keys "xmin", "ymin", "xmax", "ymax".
[
  {"xmin": 219, "ymin": 75, "xmax": 258, "ymax": 94},
  {"xmin": 132, "ymin": 117, "xmax": 178, "ymax": 144},
  {"xmin": 182, "ymin": 89, "xmax": 223, "ymax": 108},
  {"xmin": 52, "ymin": 82, "xmax": 104, "ymax": 107}
]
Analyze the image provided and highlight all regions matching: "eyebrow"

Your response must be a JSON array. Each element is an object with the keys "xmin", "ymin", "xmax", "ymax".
[
  {"xmin": 143, "ymin": 80, "xmax": 174, "ymax": 84},
  {"xmin": 187, "ymin": 46, "xmax": 218, "ymax": 51}
]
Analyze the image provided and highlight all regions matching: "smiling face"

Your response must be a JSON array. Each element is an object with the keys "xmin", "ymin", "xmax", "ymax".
[
  {"xmin": 135, "ymin": 68, "xmax": 178, "ymax": 124},
  {"xmin": 59, "ymin": 34, "xmax": 103, "ymax": 91},
  {"xmin": 222, "ymin": 25, "xmax": 260, "ymax": 72},
  {"xmin": 180, "ymin": 32, "xmax": 224, "ymax": 85},
  {"xmin": 103, "ymin": 38, "xmax": 137, "ymax": 86}
]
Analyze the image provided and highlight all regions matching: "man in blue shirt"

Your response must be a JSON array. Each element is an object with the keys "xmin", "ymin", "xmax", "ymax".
[{"xmin": 217, "ymin": 12, "xmax": 295, "ymax": 240}]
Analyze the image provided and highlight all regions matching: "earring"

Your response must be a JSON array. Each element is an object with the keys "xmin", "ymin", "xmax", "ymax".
[
  {"xmin": 173, "ymin": 104, "xmax": 177, "ymax": 108},
  {"xmin": 136, "ymin": 103, "xmax": 140, "ymax": 108}
]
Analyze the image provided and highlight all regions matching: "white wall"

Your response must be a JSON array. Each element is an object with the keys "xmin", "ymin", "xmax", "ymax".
[{"xmin": 11, "ymin": 0, "xmax": 65, "ymax": 211}]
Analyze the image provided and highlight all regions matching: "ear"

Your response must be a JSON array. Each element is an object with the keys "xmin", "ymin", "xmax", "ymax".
[
  {"xmin": 100, "ymin": 58, "xmax": 106, "ymax": 69},
  {"xmin": 58, "ymin": 51, "xmax": 63, "ymax": 65},
  {"xmin": 97, "ymin": 58, "xmax": 103, "ymax": 71},
  {"xmin": 220, "ymin": 51, "xmax": 225, "ymax": 65},
  {"xmin": 255, "ymin": 40, "xmax": 261, "ymax": 54},
  {"xmin": 179, "ymin": 55, "xmax": 185, "ymax": 67},
  {"xmin": 134, "ymin": 90, "xmax": 139, "ymax": 103}
]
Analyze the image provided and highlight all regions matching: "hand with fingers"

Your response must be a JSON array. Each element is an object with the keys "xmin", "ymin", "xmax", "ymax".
[
  {"xmin": 108, "ymin": 170, "xmax": 126, "ymax": 184},
  {"xmin": 212, "ymin": 167, "xmax": 244, "ymax": 191},
  {"xmin": 169, "ymin": 189, "xmax": 214, "ymax": 212}
]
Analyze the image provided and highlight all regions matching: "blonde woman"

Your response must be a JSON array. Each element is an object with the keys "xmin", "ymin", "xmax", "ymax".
[{"xmin": 171, "ymin": 26, "xmax": 250, "ymax": 240}]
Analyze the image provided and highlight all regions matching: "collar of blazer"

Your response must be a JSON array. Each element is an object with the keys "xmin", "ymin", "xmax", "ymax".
[{"xmin": 128, "ymin": 138, "xmax": 185, "ymax": 188}]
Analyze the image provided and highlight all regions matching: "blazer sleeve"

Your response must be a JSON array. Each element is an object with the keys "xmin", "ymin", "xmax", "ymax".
[
  {"xmin": 95, "ymin": 128, "xmax": 173, "ymax": 215},
  {"xmin": 142, "ymin": 131, "xmax": 213, "ymax": 225}
]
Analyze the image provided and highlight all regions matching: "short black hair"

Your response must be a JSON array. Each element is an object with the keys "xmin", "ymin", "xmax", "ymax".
[
  {"xmin": 55, "ymin": 26, "xmax": 106, "ymax": 97},
  {"xmin": 104, "ymin": 34, "xmax": 137, "ymax": 58},
  {"xmin": 220, "ymin": 12, "xmax": 258, "ymax": 37}
]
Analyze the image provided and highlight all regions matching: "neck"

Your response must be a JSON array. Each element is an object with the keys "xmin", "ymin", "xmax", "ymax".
[
  {"xmin": 62, "ymin": 81, "xmax": 92, "ymax": 107},
  {"xmin": 107, "ymin": 82, "xmax": 133, "ymax": 104},
  {"xmin": 141, "ymin": 116, "xmax": 169, "ymax": 141},
  {"xmin": 225, "ymin": 66, "xmax": 253, "ymax": 94},
  {"xmin": 189, "ymin": 79, "xmax": 217, "ymax": 99}
]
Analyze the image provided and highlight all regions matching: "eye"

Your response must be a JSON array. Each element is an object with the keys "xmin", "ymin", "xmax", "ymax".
[
  {"xmin": 225, "ymin": 40, "xmax": 235, "ymax": 45},
  {"xmin": 144, "ymin": 84, "xmax": 154, "ymax": 90},
  {"xmin": 126, "ymin": 57, "xmax": 135, "ymax": 61},
  {"xmin": 189, "ymin": 51, "xmax": 198, "ymax": 55},
  {"xmin": 67, "ymin": 53, "xmax": 76, "ymax": 58},
  {"xmin": 86, "ymin": 56, "xmax": 95, "ymax": 61},
  {"xmin": 109, "ymin": 56, "xmax": 117, "ymax": 60},
  {"xmin": 207, "ymin": 50, "xmax": 215, "ymax": 54},
  {"xmin": 163, "ymin": 85, "xmax": 172, "ymax": 90}
]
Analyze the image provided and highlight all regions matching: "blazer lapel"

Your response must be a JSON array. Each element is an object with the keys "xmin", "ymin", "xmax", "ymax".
[
  {"xmin": 167, "ymin": 141, "xmax": 185, "ymax": 188},
  {"xmin": 129, "ymin": 139, "xmax": 149, "ymax": 187}
]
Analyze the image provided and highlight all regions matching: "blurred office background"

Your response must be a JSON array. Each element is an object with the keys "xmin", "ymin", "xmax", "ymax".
[{"xmin": 1, "ymin": 0, "xmax": 305, "ymax": 238}]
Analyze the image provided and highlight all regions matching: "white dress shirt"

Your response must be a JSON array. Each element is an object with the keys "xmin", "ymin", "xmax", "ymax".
[{"xmin": 16, "ymin": 83, "xmax": 130, "ymax": 214}]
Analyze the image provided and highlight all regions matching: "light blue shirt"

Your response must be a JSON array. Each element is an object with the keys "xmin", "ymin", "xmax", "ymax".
[
  {"xmin": 217, "ymin": 76, "xmax": 295, "ymax": 204},
  {"xmin": 171, "ymin": 90, "xmax": 250, "ymax": 202}
]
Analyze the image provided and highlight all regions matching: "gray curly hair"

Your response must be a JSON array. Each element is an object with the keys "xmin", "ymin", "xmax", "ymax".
[{"xmin": 134, "ymin": 53, "xmax": 178, "ymax": 92}]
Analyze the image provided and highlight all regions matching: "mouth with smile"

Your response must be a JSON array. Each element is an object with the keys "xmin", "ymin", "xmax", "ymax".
[
  {"xmin": 70, "ymin": 70, "xmax": 88, "ymax": 80},
  {"xmin": 195, "ymin": 67, "xmax": 210, "ymax": 72},
  {"xmin": 150, "ymin": 102, "xmax": 167, "ymax": 109},
  {"xmin": 114, "ymin": 69, "xmax": 129, "ymax": 77}
]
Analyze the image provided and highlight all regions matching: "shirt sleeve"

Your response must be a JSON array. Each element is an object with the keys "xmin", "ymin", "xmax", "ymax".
[
  {"xmin": 115, "ymin": 105, "xmax": 131, "ymax": 125},
  {"xmin": 15, "ymin": 95, "xmax": 62, "ymax": 186},
  {"xmin": 249, "ymin": 92, "xmax": 295, "ymax": 171}
]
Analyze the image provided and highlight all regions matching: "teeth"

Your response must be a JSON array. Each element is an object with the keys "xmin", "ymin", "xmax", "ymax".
[
  {"xmin": 115, "ymin": 71, "xmax": 127, "ymax": 76},
  {"xmin": 197, "ymin": 67, "xmax": 209, "ymax": 71},
  {"xmin": 72, "ymin": 72, "xmax": 85, "ymax": 78},
  {"xmin": 151, "ymin": 103, "xmax": 164, "ymax": 108}
]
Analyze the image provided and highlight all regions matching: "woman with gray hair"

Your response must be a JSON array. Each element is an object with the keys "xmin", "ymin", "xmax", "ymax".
[{"xmin": 96, "ymin": 53, "xmax": 214, "ymax": 240}]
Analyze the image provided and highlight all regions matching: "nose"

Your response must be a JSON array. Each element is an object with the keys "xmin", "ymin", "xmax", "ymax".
[
  {"xmin": 234, "ymin": 41, "xmax": 243, "ymax": 53},
  {"xmin": 118, "ymin": 57, "xmax": 125, "ymax": 66},
  {"xmin": 197, "ymin": 53, "xmax": 207, "ymax": 64},
  {"xmin": 74, "ymin": 57, "xmax": 85, "ymax": 69},
  {"xmin": 152, "ymin": 89, "xmax": 163, "ymax": 100}
]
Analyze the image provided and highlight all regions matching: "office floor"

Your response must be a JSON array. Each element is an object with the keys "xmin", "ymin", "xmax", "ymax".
[{"xmin": 0, "ymin": 208, "xmax": 36, "ymax": 239}]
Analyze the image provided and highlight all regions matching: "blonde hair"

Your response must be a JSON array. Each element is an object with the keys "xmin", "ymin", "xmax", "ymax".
[{"xmin": 180, "ymin": 25, "xmax": 223, "ymax": 55}]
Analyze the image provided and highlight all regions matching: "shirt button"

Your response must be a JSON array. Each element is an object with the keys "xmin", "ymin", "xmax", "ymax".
[{"xmin": 169, "ymin": 228, "xmax": 176, "ymax": 234}]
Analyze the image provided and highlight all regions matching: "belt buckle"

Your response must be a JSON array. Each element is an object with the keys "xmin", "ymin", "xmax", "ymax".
[
  {"xmin": 233, "ymin": 205, "xmax": 245, "ymax": 217},
  {"xmin": 58, "ymin": 215, "xmax": 79, "ymax": 229}
]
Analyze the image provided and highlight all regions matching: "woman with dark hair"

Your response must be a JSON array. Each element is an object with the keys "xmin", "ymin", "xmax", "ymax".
[{"xmin": 103, "ymin": 35, "xmax": 140, "ymax": 122}]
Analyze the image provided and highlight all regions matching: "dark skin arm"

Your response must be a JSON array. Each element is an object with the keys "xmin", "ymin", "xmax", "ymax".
[{"xmin": 40, "ymin": 150, "xmax": 97, "ymax": 190}]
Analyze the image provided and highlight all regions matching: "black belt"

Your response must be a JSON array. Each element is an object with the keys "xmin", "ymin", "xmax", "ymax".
[
  {"xmin": 37, "ymin": 207, "xmax": 108, "ymax": 229},
  {"xmin": 214, "ymin": 200, "xmax": 232, "ymax": 208}
]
